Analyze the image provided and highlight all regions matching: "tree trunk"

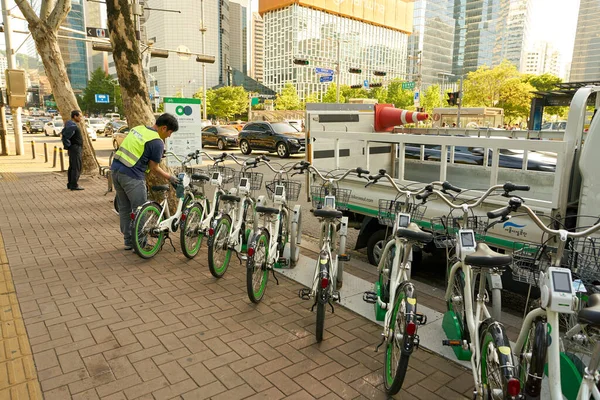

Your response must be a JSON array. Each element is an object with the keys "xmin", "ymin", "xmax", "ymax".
[
  {"xmin": 30, "ymin": 24, "xmax": 98, "ymax": 174},
  {"xmin": 105, "ymin": 0, "xmax": 177, "ymax": 211}
]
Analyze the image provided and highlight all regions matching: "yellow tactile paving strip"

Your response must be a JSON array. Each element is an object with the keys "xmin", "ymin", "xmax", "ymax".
[{"xmin": 0, "ymin": 233, "xmax": 42, "ymax": 399}]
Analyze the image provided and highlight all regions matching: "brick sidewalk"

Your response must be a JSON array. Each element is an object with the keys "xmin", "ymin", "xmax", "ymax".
[{"xmin": 0, "ymin": 156, "xmax": 473, "ymax": 399}]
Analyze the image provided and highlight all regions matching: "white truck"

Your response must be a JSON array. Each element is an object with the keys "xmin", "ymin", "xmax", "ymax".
[{"xmin": 305, "ymin": 87, "xmax": 600, "ymax": 292}]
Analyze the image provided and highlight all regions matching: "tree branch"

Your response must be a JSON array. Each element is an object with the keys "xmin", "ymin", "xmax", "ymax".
[
  {"xmin": 14, "ymin": 0, "xmax": 40, "ymax": 24},
  {"xmin": 47, "ymin": 0, "xmax": 71, "ymax": 31},
  {"xmin": 40, "ymin": 0, "xmax": 55, "ymax": 20}
]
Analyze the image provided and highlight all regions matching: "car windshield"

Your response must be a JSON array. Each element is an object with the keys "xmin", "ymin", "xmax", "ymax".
[
  {"xmin": 90, "ymin": 119, "xmax": 103, "ymax": 125},
  {"xmin": 54, "ymin": 121, "xmax": 64, "ymax": 128},
  {"xmin": 218, "ymin": 127, "xmax": 237, "ymax": 133},
  {"xmin": 271, "ymin": 123, "xmax": 297, "ymax": 134}
]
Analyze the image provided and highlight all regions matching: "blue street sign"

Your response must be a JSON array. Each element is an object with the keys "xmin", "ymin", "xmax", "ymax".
[
  {"xmin": 320, "ymin": 75, "xmax": 333, "ymax": 83},
  {"xmin": 95, "ymin": 94, "xmax": 110, "ymax": 103},
  {"xmin": 149, "ymin": 93, "xmax": 154, "ymax": 100},
  {"xmin": 154, "ymin": 85, "xmax": 159, "ymax": 94},
  {"xmin": 363, "ymin": 80, "xmax": 369, "ymax": 88},
  {"xmin": 315, "ymin": 67, "xmax": 334, "ymax": 75}
]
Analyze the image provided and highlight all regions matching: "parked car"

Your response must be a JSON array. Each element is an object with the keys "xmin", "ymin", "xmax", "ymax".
[
  {"xmin": 86, "ymin": 122, "xmax": 97, "ymax": 141},
  {"xmin": 44, "ymin": 120, "xmax": 64, "ymax": 137},
  {"xmin": 104, "ymin": 120, "xmax": 126, "ymax": 137},
  {"xmin": 29, "ymin": 119, "xmax": 45, "ymax": 134},
  {"xmin": 88, "ymin": 118, "xmax": 105, "ymax": 134},
  {"xmin": 202, "ymin": 126, "xmax": 239, "ymax": 150},
  {"xmin": 21, "ymin": 118, "xmax": 32, "ymax": 133},
  {"xmin": 238, "ymin": 121, "xmax": 305, "ymax": 158},
  {"xmin": 112, "ymin": 125, "xmax": 130, "ymax": 150},
  {"xmin": 104, "ymin": 113, "xmax": 121, "ymax": 121}
]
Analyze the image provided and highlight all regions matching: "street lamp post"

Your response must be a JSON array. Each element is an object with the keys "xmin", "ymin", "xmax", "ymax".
[
  {"xmin": 200, "ymin": 0, "xmax": 207, "ymax": 121},
  {"xmin": 335, "ymin": 36, "xmax": 341, "ymax": 103}
]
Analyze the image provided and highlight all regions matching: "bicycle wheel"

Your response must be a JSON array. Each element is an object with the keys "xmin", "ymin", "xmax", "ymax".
[
  {"xmin": 180, "ymin": 202, "xmax": 204, "ymax": 259},
  {"xmin": 316, "ymin": 285, "xmax": 326, "ymax": 342},
  {"xmin": 247, "ymin": 230, "xmax": 269, "ymax": 303},
  {"xmin": 480, "ymin": 318, "xmax": 516, "ymax": 400},
  {"xmin": 447, "ymin": 265, "xmax": 469, "ymax": 342},
  {"xmin": 519, "ymin": 318, "xmax": 547, "ymax": 399},
  {"xmin": 383, "ymin": 288, "xmax": 411, "ymax": 395},
  {"xmin": 207, "ymin": 215, "xmax": 232, "ymax": 278},
  {"xmin": 133, "ymin": 202, "xmax": 165, "ymax": 259}
]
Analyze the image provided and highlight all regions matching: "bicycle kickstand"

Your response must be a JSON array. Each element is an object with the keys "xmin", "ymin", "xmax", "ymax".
[
  {"xmin": 374, "ymin": 334, "xmax": 385, "ymax": 352},
  {"xmin": 328, "ymin": 300, "xmax": 335, "ymax": 314},
  {"xmin": 270, "ymin": 268, "xmax": 279, "ymax": 285}
]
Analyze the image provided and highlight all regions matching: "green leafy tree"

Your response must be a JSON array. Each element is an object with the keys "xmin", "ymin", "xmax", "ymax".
[
  {"xmin": 368, "ymin": 86, "xmax": 388, "ymax": 103},
  {"xmin": 386, "ymin": 79, "xmax": 414, "ymax": 109},
  {"xmin": 341, "ymin": 86, "xmax": 368, "ymax": 100},
  {"xmin": 322, "ymin": 83, "xmax": 345, "ymax": 103},
  {"xmin": 422, "ymin": 84, "xmax": 442, "ymax": 114},
  {"xmin": 275, "ymin": 83, "xmax": 302, "ymax": 110},
  {"xmin": 525, "ymin": 73, "xmax": 567, "ymax": 119},
  {"xmin": 203, "ymin": 86, "xmax": 248, "ymax": 120},
  {"xmin": 82, "ymin": 68, "xmax": 120, "ymax": 114},
  {"xmin": 304, "ymin": 92, "xmax": 320, "ymax": 105},
  {"xmin": 497, "ymin": 78, "xmax": 534, "ymax": 124}
]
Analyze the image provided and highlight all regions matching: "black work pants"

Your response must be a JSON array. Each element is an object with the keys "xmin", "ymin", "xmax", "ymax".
[{"xmin": 67, "ymin": 145, "xmax": 82, "ymax": 189}]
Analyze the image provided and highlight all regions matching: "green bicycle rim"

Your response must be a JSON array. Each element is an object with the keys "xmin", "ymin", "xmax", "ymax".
[
  {"xmin": 183, "ymin": 205, "xmax": 203, "ymax": 256},
  {"xmin": 385, "ymin": 291, "xmax": 404, "ymax": 387},
  {"xmin": 214, "ymin": 218, "xmax": 232, "ymax": 275},
  {"xmin": 252, "ymin": 234, "xmax": 269, "ymax": 299},
  {"xmin": 135, "ymin": 204, "xmax": 163, "ymax": 257}
]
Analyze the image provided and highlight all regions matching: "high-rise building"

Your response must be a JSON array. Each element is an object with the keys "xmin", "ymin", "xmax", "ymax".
[
  {"xmin": 229, "ymin": 1, "xmax": 248, "ymax": 75},
  {"xmin": 407, "ymin": 0, "xmax": 455, "ymax": 89},
  {"xmin": 452, "ymin": 0, "xmax": 501, "ymax": 75},
  {"xmin": 58, "ymin": 0, "xmax": 89, "ymax": 92},
  {"xmin": 522, "ymin": 42, "xmax": 561, "ymax": 76},
  {"xmin": 145, "ymin": 0, "xmax": 224, "ymax": 98},
  {"xmin": 85, "ymin": 0, "xmax": 107, "ymax": 76},
  {"xmin": 260, "ymin": 0, "xmax": 413, "ymax": 100},
  {"xmin": 570, "ymin": 0, "xmax": 600, "ymax": 81},
  {"xmin": 493, "ymin": 0, "xmax": 531, "ymax": 70},
  {"xmin": 26, "ymin": 0, "xmax": 42, "ymax": 60},
  {"xmin": 251, "ymin": 12, "xmax": 264, "ymax": 83}
]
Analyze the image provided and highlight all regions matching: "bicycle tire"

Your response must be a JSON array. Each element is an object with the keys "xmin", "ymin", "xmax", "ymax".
[
  {"xmin": 132, "ymin": 202, "xmax": 165, "ymax": 259},
  {"xmin": 207, "ymin": 215, "xmax": 232, "ymax": 278},
  {"xmin": 316, "ymin": 285, "xmax": 326, "ymax": 342},
  {"xmin": 480, "ymin": 318, "xmax": 516, "ymax": 400},
  {"xmin": 246, "ymin": 230, "xmax": 269, "ymax": 303},
  {"xmin": 383, "ymin": 287, "xmax": 412, "ymax": 395},
  {"xmin": 447, "ymin": 265, "xmax": 469, "ymax": 342},
  {"xmin": 519, "ymin": 318, "xmax": 547, "ymax": 399},
  {"xmin": 180, "ymin": 202, "xmax": 204, "ymax": 259}
]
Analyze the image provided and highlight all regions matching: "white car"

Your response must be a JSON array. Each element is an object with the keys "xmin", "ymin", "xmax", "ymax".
[
  {"xmin": 88, "ymin": 118, "xmax": 105, "ymax": 134},
  {"xmin": 44, "ymin": 120, "xmax": 64, "ymax": 136},
  {"xmin": 86, "ymin": 123, "xmax": 97, "ymax": 141}
]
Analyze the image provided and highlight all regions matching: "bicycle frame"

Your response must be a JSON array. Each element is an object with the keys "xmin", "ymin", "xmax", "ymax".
[
  {"xmin": 310, "ymin": 217, "xmax": 343, "ymax": 296},
  {"xmin": 577, "ymin": 341, "xmax": 600, "ymax": 399}
]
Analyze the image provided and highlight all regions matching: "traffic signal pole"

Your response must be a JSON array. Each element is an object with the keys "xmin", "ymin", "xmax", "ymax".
[
  {"xmin": 1, "ymin": 0, "xmax": 24, "ymax": 155},
  {"xmin": 456, "ymin": 77, "xmax": 463, "ymax": 127}
]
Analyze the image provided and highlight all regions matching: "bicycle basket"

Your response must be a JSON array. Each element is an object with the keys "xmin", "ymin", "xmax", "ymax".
[
  {"xmin": 378, "ymin": 200, "xmax": 426, "ymax": 227},
  {"xmin": 511, "ymin": 242, "xmax": 547, "ymax": 286},
  {"xmin": 266, "ymin": 180, "xmax": 302, "ymax": 201},
  {"xmin": 310, "ymin": 185, "xmax": 351, "ymax": 210},
  {"xmin": 430, "ymin": 216, "xmax": 454, "ymax": 248},
  {"xmin": 564, "ymin": 237, "xmax": 600, "ymax": 290},
  {"xmin": 208, "ymin": 165, "xmax": 236, "ymax": 185},
  {"xmin": 451, "ymin": 216, "xmax": 489, "ymax": 239},
  {"xmin": 234, "ymin": 171, "xmax": 263, "ymax": 191}
]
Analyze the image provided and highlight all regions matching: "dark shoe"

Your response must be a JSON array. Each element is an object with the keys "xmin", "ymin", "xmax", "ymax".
[
  {"xmin": 71, "ymin": 186, "xmax": 85, "ymax": 191},
  {"xmin": 124, "ymin": 245, "xmax": 133, "ymax": 250},
  {"xmin": 67, "ymin": 183, "xmax": 72, "ymax": 189}
]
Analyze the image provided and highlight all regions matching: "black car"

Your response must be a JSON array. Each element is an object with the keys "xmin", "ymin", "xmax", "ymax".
[
  {"xmin": 238, "ymin": 122, "xmax": 305, "ymax": 158},
  {"xmin": 28, "ymin": 119, "xmax": 45, "ymax": 133},
  {"xmin": 201, "ymin": 126, "xmax": 239, "ymax": 150}
]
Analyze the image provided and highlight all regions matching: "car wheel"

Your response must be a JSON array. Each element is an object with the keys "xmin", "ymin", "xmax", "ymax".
[
  {"xmin": 240, "ymin": 140, "xmax": 252, "ymax": 155},
  {"xmin": 276, "ymin": 142, "xmax": 290, "ymax": 158},
  {"xmin": 367, "ymin": 229, "xmax": 389, "ymax": 266},
  {"xmin": 217, "ymin": 139, "xmax": 225, "ymax": 150},
  {"xmin": 45, "ymin": 131, "xmax": 49, "ymax": 136}
]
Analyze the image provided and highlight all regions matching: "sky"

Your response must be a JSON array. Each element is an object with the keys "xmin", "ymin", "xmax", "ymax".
[{"xmin": 0, "ymin": 0, "xmax": 583, "ymax": 73}]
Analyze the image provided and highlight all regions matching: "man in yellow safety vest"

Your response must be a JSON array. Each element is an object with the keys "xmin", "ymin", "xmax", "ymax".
[{"xmin": 111, "ymin": 113, "xmax": 180, "ymax": 250}]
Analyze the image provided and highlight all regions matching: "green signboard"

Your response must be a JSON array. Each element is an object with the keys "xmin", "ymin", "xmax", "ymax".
[
  {"xmin": 163, "ymin": 97, "xmax": 202, "ymax": 104},
  {"xmin": 401, "ymin": 81, "xmax": 415, "ymax": 90},
  {"xmin": 251, "ymin": 97, "xmax": 260, "ymax": 106},
  {"xmin": 45, "ymin": 100, "xmax": 56, "ymax": 107}
]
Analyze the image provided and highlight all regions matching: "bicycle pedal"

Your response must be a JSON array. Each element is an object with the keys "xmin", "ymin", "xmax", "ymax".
[
  {"xmin": 276, "ymin": 257, "xmax": 288, "ymax": 266},
  {"xmin": 442, "ymin": 339, "xmax": 463, "ymax": 347},
  {"xmin": 332, "ymin": 291, "xmax": 341, "ymax": 302},
  {"xmin": 298, "ymin": 288, "xmax": 311, "ymax": 300},
  {"xmin": 413, "ymin": 335, "xmax": 420, "ymax": 349},
  {"xmin": 363, "ymin": 291, "xmax": 378, "ymax": 304},
  {"xmin": 415, "ymin": 313, "xmax": 427, "ymax": 325},
  {"xmin": 338, "ymin": 254, "xmax": 350, "ymax": 262}
]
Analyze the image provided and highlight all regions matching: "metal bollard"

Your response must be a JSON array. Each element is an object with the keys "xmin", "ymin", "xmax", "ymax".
[
  {"xmin": 31, "ymin": 141, "xmax": 36, "ymax": 159},
  {"xmin": 44, "ymin": 143, "xmax": 48, "ymax": 163},
  {"xmin": 52, "ymin": 146, "xmax": 58, "ymax": 168},
  {"xmin": 59, "ymin": 148, "xmax": 65, "ymax": 172}
]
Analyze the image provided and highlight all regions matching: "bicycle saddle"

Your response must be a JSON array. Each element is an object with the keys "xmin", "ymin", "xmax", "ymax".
[
  {"xmin": 577, "ymin": 293, "xmax": 600, "ymax": 328},
  {"xmin": 464, "ymin": 243, "xmax": 512, "ymax": 268},
  {"xmin": 395, "ymin": 223, "xmax": 433, "ymax": 243},
  {"xmin": 192, "ymin": 173, "xmax": 210, "ymax": 181},
  {"xmin": 151, "ymin": 185, "xmax": 169, "ymax": 192},
  {"xmin": 255, "ymin": 205, "xmax": 280, "ymax": 215},
  {"xmin": 312, "ymin": 208, "xmax": 343, "ymax": 219},
  {"xmin": 220, "ymin": 194, "xmax": 241, "ymax": 202}
]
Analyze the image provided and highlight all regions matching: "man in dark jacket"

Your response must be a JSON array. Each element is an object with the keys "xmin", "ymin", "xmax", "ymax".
[{"xmin": 62, "ymin": 110, "xmax": 84, "ymax": 190}]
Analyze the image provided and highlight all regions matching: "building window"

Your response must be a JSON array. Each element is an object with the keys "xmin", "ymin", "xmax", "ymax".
[{"xmin": 150, "ymin": 66, "xmax": 158, "ymax": 73}]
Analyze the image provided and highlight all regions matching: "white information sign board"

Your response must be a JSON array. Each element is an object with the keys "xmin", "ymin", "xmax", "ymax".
[{"xmin": 163, "ymin": 97, "xmax": 202, "ymax": 167}]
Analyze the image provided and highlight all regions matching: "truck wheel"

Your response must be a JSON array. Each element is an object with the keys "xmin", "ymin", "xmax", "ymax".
[{"xmin": 367, "ymin": 229, "xmax": 388, "ymax": 266}]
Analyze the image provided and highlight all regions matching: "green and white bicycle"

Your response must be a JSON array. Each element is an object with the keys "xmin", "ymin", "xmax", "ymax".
[{"xmin": 246, "ymin": 157, "xmax": 303, "ymax": 303}]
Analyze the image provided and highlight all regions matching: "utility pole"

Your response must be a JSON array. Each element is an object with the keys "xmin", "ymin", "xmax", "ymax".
[
  {"xmin": 457, "ymin": 76, "xmax": 463, "ymax": 127},
  {"xmin": 335, "ymin": 36, "xmax": 341, "ymax": 103},
  {"xmin": 1, "ymin": 0, "xmax": 24, "ymax": 155},
  {"xmin": 200, "ymin": 0, "xmax": 207, "ymax": 120}
]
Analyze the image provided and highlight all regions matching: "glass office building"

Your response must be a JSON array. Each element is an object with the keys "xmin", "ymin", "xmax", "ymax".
[
  {"xmin": 407, "ymin": 0, "xmax": 455, "ymax": 89},
  {"xmin": 570, "ymin": 0, "xmax": 600, "ymax": 81},
  {"xmin": 58, "ymin": 0, "xmax": 89, "ymax": 92},
  {"xmin": 262, "ymin": 4, "xmax": 410, "ymax": 101}
]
